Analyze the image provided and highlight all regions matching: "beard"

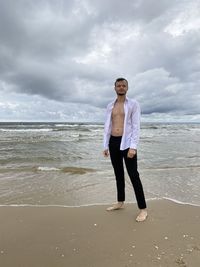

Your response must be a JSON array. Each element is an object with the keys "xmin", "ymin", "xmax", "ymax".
[{"xmin": 117, "ymin": 92, "xmax": 126, "ymax": 96}]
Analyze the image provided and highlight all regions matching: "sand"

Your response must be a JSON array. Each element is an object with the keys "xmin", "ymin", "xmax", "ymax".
[{"xmin": 0, "ymin": 199, "xmax": 200, "ymax": 267}]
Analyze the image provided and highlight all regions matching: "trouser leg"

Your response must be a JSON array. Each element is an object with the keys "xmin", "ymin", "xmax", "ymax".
[
  {"xmin": 123, "ymin": 149, "xmax": 147, "ymax": 209},
  {"xmin": 109, "ymin": 137, "xmax": 125, "ymax": 202}
]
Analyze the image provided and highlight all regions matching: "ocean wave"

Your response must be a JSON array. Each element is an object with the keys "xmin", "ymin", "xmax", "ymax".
[
  {"xmin": 163, "ymin": 197, "xmax": 200, "ymax": 207},
  {"xmin": 1, "ymin": 197, "xmax": 199, "ymax": 208},
  {"xmin": 36, "ymin": 166, "xmax": 95, "ymax": 174},
  {"xmin": 54, "ymin": 124, "xmax": 80, "ymax": 127},
  {"xmin": 0, "ymin": 128, "xmax": 52, "ymax": 132},
  {"xmin": 52, "ymin": 125, "xmax": 103, "ymax": 134},
  {"xmin": 0, "ymin": 165, "xmax": 94, "ymax": 174},
  {"xmin": 62, "ymin": 167, "xmax": 95, "ymax": 174},
  {"xmin": 143, "ymin": 165, "xmax": 200, "ymax": 171},
  {"xmin": 37, "ymin": 166, "xmax": 60, "ymax": 171}
]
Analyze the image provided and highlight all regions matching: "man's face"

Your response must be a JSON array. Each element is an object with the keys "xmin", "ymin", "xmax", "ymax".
[{"xmin": 115, "ymin": 80, "xmax": 128, "ymax": 96}]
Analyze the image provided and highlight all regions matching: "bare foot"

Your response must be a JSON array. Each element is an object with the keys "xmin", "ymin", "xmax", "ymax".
[
  {"xmin": 136, "ymin": 209, "xmax": 148, "ymax": 222},
  {"xmin": 106, "ymin": 202, "xmax": 124, "ymax": 211}
]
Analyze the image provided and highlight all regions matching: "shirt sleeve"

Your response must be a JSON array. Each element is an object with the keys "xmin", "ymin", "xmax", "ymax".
[
  {"xmin": 103, "ymin": 104, "xmax": 112, "ymax": 150},
  {"xmin": 130, "ymin": 101, "xmax": 141, "ymax": 149}
]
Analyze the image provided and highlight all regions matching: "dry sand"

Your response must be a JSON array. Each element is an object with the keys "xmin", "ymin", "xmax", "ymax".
[{"xmin": 0, "ymin": 199, "xmax": 200, "ymax": 267}]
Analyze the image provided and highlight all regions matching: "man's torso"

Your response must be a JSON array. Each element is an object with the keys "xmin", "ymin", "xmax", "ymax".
[{"xmin": 111, "ymin": 101, "xmax": 125, "ymax": 136}]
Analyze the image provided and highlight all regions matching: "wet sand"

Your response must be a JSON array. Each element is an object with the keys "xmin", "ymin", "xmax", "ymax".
[{"xmin": 0, "ymin": 199, "xmax": 200, "ymax": 267}]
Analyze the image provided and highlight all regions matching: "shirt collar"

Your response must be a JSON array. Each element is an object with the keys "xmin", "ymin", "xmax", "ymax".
[{"xmin": 111, "ymin": 96, "xmax": 129, "ymax": 105}]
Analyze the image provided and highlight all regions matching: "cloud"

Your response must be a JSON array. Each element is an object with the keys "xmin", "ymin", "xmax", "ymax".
[
  {"xmin": 0, "ymin": 91, "xmax": 104, "ymax": 122},
  {"xmin": 0, "ymin": 0, "xmax": 200, "ymax": 122}
]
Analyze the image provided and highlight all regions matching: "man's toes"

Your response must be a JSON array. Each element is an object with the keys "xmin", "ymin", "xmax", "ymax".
[
  {"xmin": 136, "ymin": 211, "xmax": 148, "ymax": 222},
  {"xmin": 106, "ymin": 203, "xmax": 124, "ymax": 211}
]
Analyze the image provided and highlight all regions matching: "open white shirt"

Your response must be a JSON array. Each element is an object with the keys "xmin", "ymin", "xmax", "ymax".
[{"xmin": 103, "ymin": 97, "xmax": 141, "ymax": 150}]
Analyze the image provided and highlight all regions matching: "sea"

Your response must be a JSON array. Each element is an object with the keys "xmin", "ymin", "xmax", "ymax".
[{"xmin": 0, "ymin": 122, "xmax": 200, "ymax": 207}]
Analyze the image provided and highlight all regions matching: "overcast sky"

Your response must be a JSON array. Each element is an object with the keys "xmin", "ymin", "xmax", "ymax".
[{"xmin": 0, "ymin": 0, "xmax": 200, "ymax": 122}]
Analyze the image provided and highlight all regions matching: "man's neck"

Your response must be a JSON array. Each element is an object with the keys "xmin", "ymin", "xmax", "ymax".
[{"xmin": 116, "ymin": 95, "xmax": 126, "ymax": 103}]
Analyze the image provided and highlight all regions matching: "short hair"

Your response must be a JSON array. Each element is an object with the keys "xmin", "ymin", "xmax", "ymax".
[{"xmin": 114, "ymin": 77, "xmax": 128, "ymax": 87}]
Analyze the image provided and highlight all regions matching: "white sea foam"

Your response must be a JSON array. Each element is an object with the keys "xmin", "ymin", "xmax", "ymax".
[
  {"xmin": 163, "ymin": 197, "xmax": 200, "ymax": 207},
  {"xmin": 1, "ymin": 197, "xmax": 199, "ymax": 208},
  {"xmin": 55, "ymin": 124, "xmax": 79, "ymax": 127},
  {"xmin": 0, "ymin": 128, "xmax": 52, "ymax": 132},
  {"xmin": 37, "ymin": 166, "xmax": 60, "ymax": 171}
]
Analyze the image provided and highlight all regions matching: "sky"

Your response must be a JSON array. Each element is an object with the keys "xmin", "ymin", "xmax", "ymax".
[{"xmin": 0, "ymin": 0, "xmax": 200, "ymax": 122}]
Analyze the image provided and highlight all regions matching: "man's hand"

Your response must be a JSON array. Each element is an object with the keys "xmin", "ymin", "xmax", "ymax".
[
  {"xmin": 103, "ymin": 149, "xmax": 109, "ymax": 157},
  {"xmin": 127, "ymin": 148, "xmax": 137, "ymax": 158}
]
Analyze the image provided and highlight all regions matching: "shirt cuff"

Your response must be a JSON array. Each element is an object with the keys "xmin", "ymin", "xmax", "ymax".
[{"xmin": 130, "ymin": 143, "xmax": 137, "ymax": 150}]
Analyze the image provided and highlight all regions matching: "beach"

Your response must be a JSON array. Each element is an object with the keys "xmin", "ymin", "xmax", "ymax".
[{"xmin": 0, "ymin": 199, "xmax": 200, "ymax": 267}]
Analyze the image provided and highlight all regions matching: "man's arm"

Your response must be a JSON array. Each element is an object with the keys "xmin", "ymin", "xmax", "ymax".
[
  {"xmin": 103, "ymin": 103, "xmax": 112, "ymax": 147},
  {"xmin": 130, "ymin": 100, "xmax": 141, "ymax": 150}
]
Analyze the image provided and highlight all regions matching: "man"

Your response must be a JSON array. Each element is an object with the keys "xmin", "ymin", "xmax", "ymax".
[{"xmin": 103, "ymin": 77, "xmax": 147, "ymax": 222}]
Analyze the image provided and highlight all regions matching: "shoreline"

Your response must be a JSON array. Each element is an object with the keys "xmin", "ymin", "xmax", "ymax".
[
  {"xmin": 0, "ymin": 198, "xmax": 200, "ymax": 267},
  {"xmin": 0, "ymin": 197, "xmax": 200, "ymax": 208}
]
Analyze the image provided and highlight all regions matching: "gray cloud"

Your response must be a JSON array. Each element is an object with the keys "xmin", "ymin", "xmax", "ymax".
[{"xmin": 0, "ymin": 0, "xmax": 200, "ymax": 122}]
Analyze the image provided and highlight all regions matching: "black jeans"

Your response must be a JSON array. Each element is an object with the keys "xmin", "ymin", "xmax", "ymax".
[{"xmin": 109, "ymin": 136, "xmax": 147, "ymax": 209}]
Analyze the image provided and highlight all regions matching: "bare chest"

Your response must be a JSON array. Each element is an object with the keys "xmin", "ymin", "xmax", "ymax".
[{"xmin": 112, "ymin": 103, "xmax": 125, "ymax": 118}]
